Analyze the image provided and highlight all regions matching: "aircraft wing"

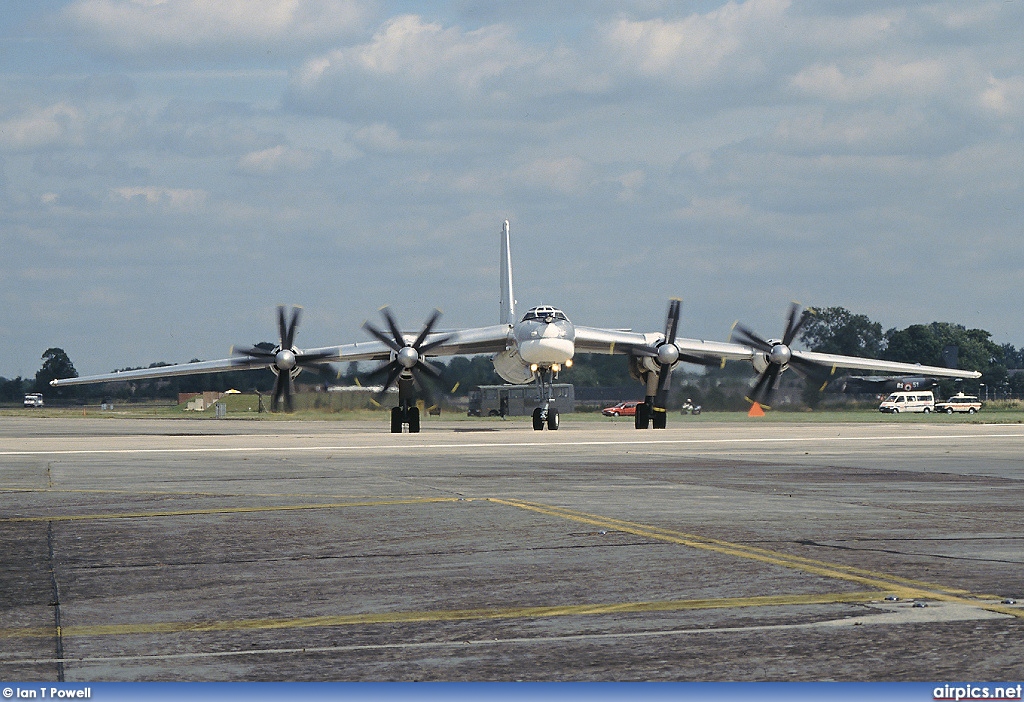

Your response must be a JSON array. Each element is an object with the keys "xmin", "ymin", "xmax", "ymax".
[
  {"xmin": 50, "ymin": 355, "xmax": 285, "ymax": 387},
  {"xmin": 573, "ymin": 326, "xmax": 981, "ymax": 379},
  {"xmin": 50, "ymin": 324, "xmax": 513, "ymax": 388},
  {"xmin": 574, "ymin": 326, "xmax": 756, "ymax": 362},
  {"xmin": 789, "ymin": 350, "xmax": 982, "ymax": 379}
]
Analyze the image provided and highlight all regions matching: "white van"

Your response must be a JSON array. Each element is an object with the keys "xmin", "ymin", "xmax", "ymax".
[
  {"xmin": 879, "ymin": 390, "xmax": 934, "ymax": 414},
  {"xmin": 23, "ymin": 393, "xmax": 44, "ymax": 408}
]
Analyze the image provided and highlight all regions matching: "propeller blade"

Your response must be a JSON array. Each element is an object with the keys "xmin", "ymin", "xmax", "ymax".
[
  {"xmin": 295, "ymin": 349, "xmax": 336, "ymax": 366},
  {"xmin": 272, "ymin": 371, "xmax": 292, "ymax": 412},
  {"xmin": 377, "ymin": 363, "xmax": 404, "ymax": 402},
  {"xmin": 664, "ymin": 299, "xmax": 681, "ymax": 346},
  {"xmin": 411, "ymin": 309, "xmax": 442, "ymax": 350},
  {"xmin": 363, "ymin": 320, "xmax": 403, "ymax": 353},
  {"xmin": 678, "ymin": 352, "xmax": 724, "ymax": 367},
  {"xmin": 732, "ymin": 323, "xmax": 772, "ymax": 352},
  {"xmin": 285, "ymin": 307, "xmax": 301, "ymax": 349},
  {"xmin": 416, "ymin": 357, "xmax": 443, "ymax": 379},
  {"xmin": 382, "ymin": 307, "xmax": 406, "ymax": 348},
  {"xmin": 748, "ymin": 365, "xmax": 781, "ymax": 405},
  {"xmin": 653, "ymin": 365, "xmax": 672, "ymax": 410},
  {"xmin": 418, "ymin": 336, "xmax": 453, "ymax": 356},
  {"xmin": 232, "ymin": 345, "xmax": 275, "ymax": 360},
  {"xmin": 411, "ymin": 370, "xmax": 438, "ymax": 410},
  {"xmin": 782, "ymin": 302, "xmax": 807, "ymax": 346}
]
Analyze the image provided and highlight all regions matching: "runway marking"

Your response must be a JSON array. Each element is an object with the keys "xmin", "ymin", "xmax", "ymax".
[
  {"xmin": 489, "ymin": 499, "xmax": 1023, "ymax": 620},
  {"xmin": 0, "ymin": 590, "xmax": 884, "ymax": 640},
  {"xmin": 0, "ymin": 497, "xmax": 464, "ymax": 523},
  {"xmin": 2, "ymin": 431, "xmax": 1023, "ymax": 456},
  {"xmin": 0, "ymin": 602, "xmax": 1003, "ymax": 666}
]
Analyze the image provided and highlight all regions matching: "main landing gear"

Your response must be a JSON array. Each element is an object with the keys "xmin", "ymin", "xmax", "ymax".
[
  {"xmin": 634, "ymin": 369, "xmax": 668, "ymax": 430},
  {"xmin": 389, "ymin": 377, "xmax": 424, "ymax": 433},
  {"xmin": 391, "ymin": 401, "xmax": 420, "ymax": 433},
  {"xmin": 531, "ymin": 367, "xmax": 560, "ymax": 431},
  {"xmin": 634, "ymin": 400, "xmax": 667, "ymax": 429}
]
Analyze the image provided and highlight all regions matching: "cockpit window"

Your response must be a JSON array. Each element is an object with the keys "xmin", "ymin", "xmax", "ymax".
[{"xmin": 521, "ymin": 306, "xmax": 568, "ymax": 322}]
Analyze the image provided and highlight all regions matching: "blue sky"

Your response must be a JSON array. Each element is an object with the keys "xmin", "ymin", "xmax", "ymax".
[{"xmin": 2, "ymin": 1, "xmax": 1022, "ymax": 377}]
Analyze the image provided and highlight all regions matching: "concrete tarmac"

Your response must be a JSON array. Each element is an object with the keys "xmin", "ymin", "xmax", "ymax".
[{"xmin": 1, "ymin": 416, "xmax": 1022, "ymax": 681}]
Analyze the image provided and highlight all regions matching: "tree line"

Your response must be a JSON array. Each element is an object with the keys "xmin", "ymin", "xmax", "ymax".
[{"xmin": 4, "ymin": 306, "xmax": 1021, "ymax": 404}]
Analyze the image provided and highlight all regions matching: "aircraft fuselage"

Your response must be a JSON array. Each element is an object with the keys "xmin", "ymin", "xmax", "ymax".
[{"xmin": 512, "ymin": 306, "xmax": 575, "ymax": 368}]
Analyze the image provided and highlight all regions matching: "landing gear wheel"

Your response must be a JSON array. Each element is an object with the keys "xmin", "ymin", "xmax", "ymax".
[
  {"xmin": 652, "ymin": 409, "xmax": 667, "ymax": 429},
  {"xmin": 532, "ymin": 407, "xmax": 545, "ymax": 431},
  {"xmin": 407, "ymin": 406, "xmax": 420, "ymax": 433},
  {"xmin": 547, "ymin": 409, "xmax": 559, "ymax": 430},
  {"xmin": 391, "ymin": 407, "xmax": 404, "ymax": 433},
  {"xmin": 635, "ymin": 403, "xmax": 650, "ymax": 429}
]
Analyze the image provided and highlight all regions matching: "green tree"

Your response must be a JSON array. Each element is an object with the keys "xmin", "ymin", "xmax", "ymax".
[
  {"xmin": 799, "ymin": 307, "xmax": 884, "ymax": 358},
  {"xmin": 1, "ymin": 376, "xmax": 31, "ymax": 402},
  {"xmin": 1002, "ymin": 344, "xmax": 1024, "ymax": 369},
  {"xmin": 35, "ymin": 347, "xmax": 78, "ymax": 394},
  {"xmin": 884, "ymin": 322, "xmax": 1005, "ymax": 395}
]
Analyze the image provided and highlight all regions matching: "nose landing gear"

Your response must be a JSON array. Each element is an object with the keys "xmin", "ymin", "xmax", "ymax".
[{"xmin": 531, "ymin": 367, "xmax": 561, "ymax": 431}]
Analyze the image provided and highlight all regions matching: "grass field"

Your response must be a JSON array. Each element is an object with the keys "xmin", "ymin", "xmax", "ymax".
[{"xmin": 5, "ymin": 397, "xmax": 1024, "ymax": 424}]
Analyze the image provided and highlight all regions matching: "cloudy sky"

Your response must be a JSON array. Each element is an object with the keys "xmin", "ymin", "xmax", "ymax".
[{"xmin": 2, "ymin": 0, "xmax": 1023, "ymax": 378}]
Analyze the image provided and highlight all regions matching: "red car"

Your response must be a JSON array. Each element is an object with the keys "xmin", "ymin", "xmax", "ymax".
[{"xmin": 602, "ymin": 401, "xmax": 642, "ymax": 417}]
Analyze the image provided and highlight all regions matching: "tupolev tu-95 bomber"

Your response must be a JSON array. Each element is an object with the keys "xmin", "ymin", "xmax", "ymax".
[{"xmin": 52, "ymin": 221, "xmax": 981, "ymax": 433}]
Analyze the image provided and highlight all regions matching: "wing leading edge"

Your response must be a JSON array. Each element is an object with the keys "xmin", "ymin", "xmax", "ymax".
[
  {"xmin": 573, "ymin": 325, "xmax": 981, "ymax": 380},
  {"xmin": 50, "ymin": 324, "xmax": 513, "ymax": 388}
]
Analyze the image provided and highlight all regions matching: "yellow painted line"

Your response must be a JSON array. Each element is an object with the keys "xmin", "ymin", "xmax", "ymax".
[
  {"xmin": 0, "ymin": 497, "xmax": 465, "ymax": 523},
  {"xmin": 0, "ymin": 590, "xmax": 883, "ymax": 640},
  {"xmin": 489, "ymin": 498, "xmax": 1024, "ymax": 619}
]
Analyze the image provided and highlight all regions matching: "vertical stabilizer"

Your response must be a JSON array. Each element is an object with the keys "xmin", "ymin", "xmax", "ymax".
[{"xmin": 499, "ymin": 220, "xmax": 515, "ymax": 325}]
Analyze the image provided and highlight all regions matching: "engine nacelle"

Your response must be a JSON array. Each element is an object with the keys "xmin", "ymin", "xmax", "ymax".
[
  {"xmin": 492, "ymin": 348, "xmax": 536, "ymax": 385},
  {"xmin": 752, "ymin": 352, "xmax": 770, "ymax": 374}
]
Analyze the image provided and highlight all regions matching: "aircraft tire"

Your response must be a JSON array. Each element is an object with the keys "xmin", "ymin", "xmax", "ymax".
[
  {"xmin": 532, "ymin": 407, "xmax": 545, "ymax": 430},
  {"xmin": 391, "ymin": 407, "xmax": 404, "ymax": 433},
  {"xmin": 547, "ymin": 409, "xmax": 559, "ymax": 430},
  {"xmin": 652, "ymin": 410, "xmax": 667, "ymax": 429},
  {"xmin": 408, "ymin": 406, "xmax": 420, "ymax": 433},
  {"xmin": 635, "ymin": 403, "xmax": 650, "ymax": 429}
]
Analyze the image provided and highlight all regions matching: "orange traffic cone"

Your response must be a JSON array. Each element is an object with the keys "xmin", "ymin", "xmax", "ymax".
[{"xmin": 748, "ymin": 402, "xmax": 765, "ymax": 417}]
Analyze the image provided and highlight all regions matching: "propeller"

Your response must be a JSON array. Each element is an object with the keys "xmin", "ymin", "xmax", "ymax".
[
  {"xmin": 731, "ymin": 302, "xmax": 818, "ymax": 406},
  {"xmin": 627, "ymin": 299, "xmax": 726, "ymax": 410},
  {"xmin": 231, "ymin": 306, "xmax": 335, "ymax": 412},
  {"xmin": 361, "ymin": 307, "xmax": 451, "ymax": 408}
]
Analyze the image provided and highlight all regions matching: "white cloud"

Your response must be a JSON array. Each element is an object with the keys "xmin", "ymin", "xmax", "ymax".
[
  {"xmin": 62, "ymin": 0, "xmax": 367, "ymax": 58},
  {"xmin": 236, "ymin": 145, "xmax": 326, "ymax": 175},
  {"xmin": 290, "ymin": 14, "xmax": 603, "ymax": 119},
  {"xmin": 0, "ymin": 103, "xmax": 84, "ymax": 151},
  {"xmin": 979, "ymin": 75, "xmax": 1024, "ymax": 117},
  {"xmin": 791, "ymin": 59, "xmax": 948, "ymax": 103},
  {"xmin": 601, "ymin": 0, "xmax": 790, "ymax": 84},
  {"xmin": 110, "ymin": 186, "xmax": 208, "ymax": 212}
]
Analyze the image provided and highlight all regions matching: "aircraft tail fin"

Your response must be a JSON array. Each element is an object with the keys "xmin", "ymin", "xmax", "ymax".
[{"xmin": 499, "ymin": 220, "xmax": 515, "ymax": 325}]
